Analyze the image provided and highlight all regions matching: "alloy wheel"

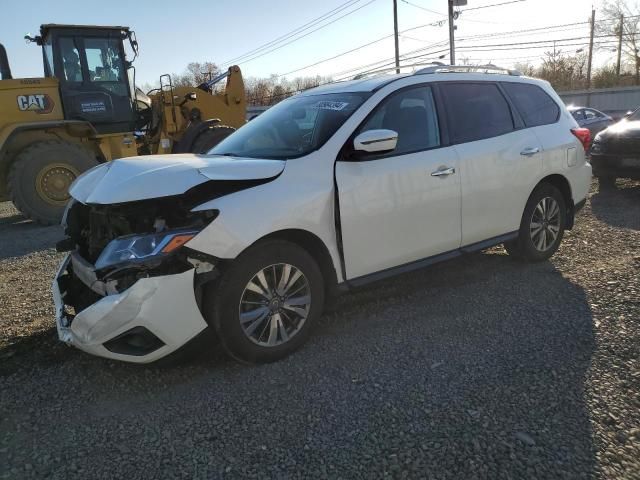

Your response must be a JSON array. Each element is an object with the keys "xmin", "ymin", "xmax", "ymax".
[
  {"xmin": 529, "ymin": 196, "xmax": 561, "ymax": 252},
  {"xmin": 238, "ymin": 263, "xmax": 311, "ymax": 347}
]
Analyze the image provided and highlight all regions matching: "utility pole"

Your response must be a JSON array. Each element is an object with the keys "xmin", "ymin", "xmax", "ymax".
[
  {"xmin": 616, "ymin": 14, "xmax": 624, "ymax": 78},
  {"xmin": 586, "ymin": 8, "xmax": 595, "ymax": 90},
  {"xmin": 448, "ymin": 0, "xmax": 455, "ymax": 65},
  {"xmin": 393, "ymin": 0, "xmax": 400, "ymax": 73}
]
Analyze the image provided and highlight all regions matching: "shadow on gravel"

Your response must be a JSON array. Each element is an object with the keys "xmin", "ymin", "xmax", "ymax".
[
  {"xmin": 0, "ymin": 213, "xmax": 63, "ymax": 260},
  {"xmin": 1, "ymin": 250, "xmax": 599, "ymax": 478},
  {"xmin": 591, "ymin": 181, "xmax": 640, "ymax": 231},
  {"xmin": 0, "ymin": 327, "xmax": 75, "ymax": 377}
]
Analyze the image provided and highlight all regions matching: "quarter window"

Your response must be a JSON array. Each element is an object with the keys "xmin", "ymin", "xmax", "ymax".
[
  {"xmin": 440, "ymin": 82, "xmax": 514, "ymax": 143},
  {"xmin": 502, "ymin": 82, "xmax": 560, "ymax": 127},
  {"xmin": 357, "ymin": 85, "xmax": 440, "ymax": 155}
]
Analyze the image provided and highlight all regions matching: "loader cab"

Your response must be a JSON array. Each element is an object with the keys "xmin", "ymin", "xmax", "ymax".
[{"xmin": 39, "ymin": 24, "xmax": 135, "ymax": 134}]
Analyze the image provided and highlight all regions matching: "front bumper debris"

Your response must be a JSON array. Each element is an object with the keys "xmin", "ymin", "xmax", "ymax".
[{"xmin": 52, "ymin": 253, "xmax": 209, "ymax": 363}]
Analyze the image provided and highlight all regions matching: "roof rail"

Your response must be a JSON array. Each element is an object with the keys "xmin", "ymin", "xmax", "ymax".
[
  {"xmin": 414, "ymin": 64, "xmax": 522, "ymax": 76},
  {"xmin": 352, "ymin": 62, "xmax": 451, "ymax": 80}
]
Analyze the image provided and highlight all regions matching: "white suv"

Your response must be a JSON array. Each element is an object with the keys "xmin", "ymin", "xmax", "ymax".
[{"xmin": 53, "ymin": 65, "xmax": 592, "ymax": 364}]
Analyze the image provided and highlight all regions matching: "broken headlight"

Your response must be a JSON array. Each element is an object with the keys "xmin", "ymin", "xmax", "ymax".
[{"xmin": 95, "ymin": 229, "xmax": 199, "ymax": 270}]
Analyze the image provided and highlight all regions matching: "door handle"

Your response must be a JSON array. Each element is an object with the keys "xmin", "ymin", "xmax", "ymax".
[
  {"xmin": 430, "ymin": 166, "xmax": 456, "ymax": 177},
  {"xmin": 520, "ymin": 147, "xmax": 540, "ymax": 157}
]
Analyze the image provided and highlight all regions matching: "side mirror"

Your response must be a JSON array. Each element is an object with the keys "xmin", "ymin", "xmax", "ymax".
[
  {"xmin": 353, "ymin": 129, "xmax": 398, "ymax": 154},
  {"xmin": 625, "ymin": 110, "xmax": 633, "ymax": 117}
]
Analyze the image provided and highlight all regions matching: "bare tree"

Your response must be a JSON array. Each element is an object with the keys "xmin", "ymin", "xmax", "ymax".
[
  {"xmin": 599, "ymin": 1, "xmax": 640, "ymax": 84},
  {"xmin": 185, "ymin": 62, "xmax": 220, "ymax": 86}
]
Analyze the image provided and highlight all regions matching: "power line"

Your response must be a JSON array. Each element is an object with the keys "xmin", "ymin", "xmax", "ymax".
[
  {"xmin": 218, "ymin": 0, "xmax": 362, "ymax": 67},
  {"xmin": 222, "ymin": 0, "xmax": 378, "ymax": 68},
  {"xmin": 460, "ymin": 0, "xmax": 526, "ymax": 12},
  {"xmin": 400, "ymin": 0, "xmax": 444, "ymax": 16},
  {"xmin": 274, "ymin": 33, "xmax": 394, "ymax": 78},
  {"xmin": 273, "ymin": 21, "xmax": 450, "ymax": 79}
]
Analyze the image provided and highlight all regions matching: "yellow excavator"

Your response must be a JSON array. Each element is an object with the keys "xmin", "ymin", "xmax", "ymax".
[{"xmin": 0, "ymin": 24, "xmax": 246, "ymax": 224}]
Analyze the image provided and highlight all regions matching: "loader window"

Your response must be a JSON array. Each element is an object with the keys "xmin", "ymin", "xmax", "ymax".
[
  {"xmin": 60, "ymin": 38, "xmax": 83, "ymax": 82},
  {"xmin": 85, "ymin": 38, "xmax": 124, "ymax": 83}
]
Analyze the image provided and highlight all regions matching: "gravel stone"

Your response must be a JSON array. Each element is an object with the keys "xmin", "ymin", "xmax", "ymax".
[{"xmin": 1, "ymin": 180, "xmax": 639, "ymax": 479}]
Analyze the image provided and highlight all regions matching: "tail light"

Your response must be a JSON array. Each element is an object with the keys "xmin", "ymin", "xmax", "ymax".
[{"xmin": 571, "ymin": 127, "xmax": 591, "ymax": 152}]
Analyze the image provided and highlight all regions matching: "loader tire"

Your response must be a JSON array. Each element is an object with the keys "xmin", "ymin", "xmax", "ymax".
[
  {"xmin": 190, "ymin": 125, "xmax": 236, "ymax": 154},
  {"xmin": 8, "ymin": 141, "xmax": 99, "ymax": 225}
]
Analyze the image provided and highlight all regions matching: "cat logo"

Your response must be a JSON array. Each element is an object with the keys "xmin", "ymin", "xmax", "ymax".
[{"xmin": 16, "ymin": 94, "xmax": 54, "ymax": 114}]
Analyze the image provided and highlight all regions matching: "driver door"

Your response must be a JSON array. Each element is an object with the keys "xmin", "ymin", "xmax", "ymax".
[{"xmin": 335, "ymin": 85, "xmax": 462, "ymax": 280}]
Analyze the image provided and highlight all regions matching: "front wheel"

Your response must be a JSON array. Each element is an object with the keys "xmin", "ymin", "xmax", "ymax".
[
  {"xmin": 504, "ymin": 184, "xmax": 566, "ymax": 262},
  {"xmin": 203, "ymin": 240, "xmax": 325, "ymax": 364}
]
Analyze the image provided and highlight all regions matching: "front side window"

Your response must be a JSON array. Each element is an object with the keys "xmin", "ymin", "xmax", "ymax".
[
  {"xmin": 357, "ymin": 85, "xmax": 440, "ymax": 155},
  {"xmin": 502, "ymin": 82, "xmax": 560, "ymax": 127},
  {"xmin": 85, "ymin": 38, "xmax": 124, "ymax": 82},
  {"xmin": 441, "ymin": 82, "xmax": 514, "ymax": 144},
  {"xmin": 584, "ymin": 109, "xmax": 600, "ymax": 120},
  {"xmin": 572, "ymin": 109, "xmax": 585, "ymax": 121},
  {"xmin": 210, "ymin": 92, "xmax": 369, "ymax": 159},
  {"xmin": 59, "ymin": 37, "xmax": 83, "ymax": 82}
]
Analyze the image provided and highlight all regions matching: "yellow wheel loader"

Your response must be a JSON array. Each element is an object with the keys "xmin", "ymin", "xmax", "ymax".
[{"xmin": 0, "ymin": 24, "xmax": 246, "ymax": 224}]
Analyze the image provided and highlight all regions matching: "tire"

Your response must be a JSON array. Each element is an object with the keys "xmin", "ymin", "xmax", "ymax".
[
  {"xmin": 504, "ymin": 183, "xmax": 567, "ymax": 262},
  {"xmin": 597, "ymin": 175, "xmax": 616, "ymax": 191},
  {"xmin": 190, "ymin": 125, "xmax": 235, "ymax": 154},
  {"xmin": 8, "ymin": 141, "xmax": 99, "ymax": 225},
  {"xmin": 203, "ymin": 240, "xmax": 325, "ymax": 364}
]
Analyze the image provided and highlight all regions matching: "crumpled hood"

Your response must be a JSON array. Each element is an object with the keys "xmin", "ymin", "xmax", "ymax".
[{"xmin": 69, "ymin": 154, "xmax": 285, "ymax": 204}]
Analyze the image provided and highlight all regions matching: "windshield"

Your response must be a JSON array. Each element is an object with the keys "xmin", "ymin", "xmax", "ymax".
[{"xmin": 209, "ymin": 92, "xmax": 370, "ymax": 159}]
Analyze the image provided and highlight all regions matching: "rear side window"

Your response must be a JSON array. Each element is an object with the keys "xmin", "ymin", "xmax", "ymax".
[
  {"xmin": 502, "ymin": 82, "xmax": 560, "ymax": 127},
  {"xmin": 440, "ymin": 83, "xmax": 514, "ymax": 144},
  {"xmin": 584, "ymin": 109, "xmax": 600, "ymax": 119}
]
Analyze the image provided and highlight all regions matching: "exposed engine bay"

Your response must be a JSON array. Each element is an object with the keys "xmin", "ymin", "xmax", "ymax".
[{"xmin": 55, "ymin": 178, "xmax": 274, "ymax": 317}]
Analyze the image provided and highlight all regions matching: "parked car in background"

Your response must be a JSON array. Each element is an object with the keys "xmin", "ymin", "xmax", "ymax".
[
  {"xmin": 568, "ymin": 106, "xmax": 614, "ymax": 137},
  {"xmin": 53, "ymin": 65, "xmax": 592, "ymax": 365},
  {"xmin": 591, "ymin": 107, "xmax": 640, "ymax": 189}
]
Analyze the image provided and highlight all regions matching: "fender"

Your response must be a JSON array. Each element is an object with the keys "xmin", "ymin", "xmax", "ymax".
[
  {"xmin": 0, "ymin": 120, "xmax": 97, "ymax": 153},
  {"xmin": 172, "ymin": 119, "xmax": 222, "ymax": 154}
]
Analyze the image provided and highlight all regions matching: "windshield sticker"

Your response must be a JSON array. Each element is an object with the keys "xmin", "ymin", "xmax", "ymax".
[{"xmin": 313, "ymin": 101, "xmax": 349, "ymax": 111}]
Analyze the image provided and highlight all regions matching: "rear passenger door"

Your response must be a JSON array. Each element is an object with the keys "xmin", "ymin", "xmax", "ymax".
[
  {"xmin": 439, "ymin": 82, "xmax": 543, "ymax": 246},
  {"xmin": 501, "ymin": 82, "xmax": 566, "ymax": 187}
]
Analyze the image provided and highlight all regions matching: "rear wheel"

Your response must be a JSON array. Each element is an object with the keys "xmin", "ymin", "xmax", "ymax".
[
  {"xmin": 190, "ymin": 125, "xmax": 235, "ymax": 154},
  {"xmin": 8, "ymin": 141, "xmax": 99, "ymax": 225},
  {"xmin": 504, "ymin": 183, "xmax": 566, "ymax": 262},
  {"xmin": 203, "ymin": 240, "xmax": 325, "ymax": 364}
]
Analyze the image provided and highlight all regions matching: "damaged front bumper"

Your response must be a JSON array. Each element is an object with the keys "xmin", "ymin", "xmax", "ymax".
[{"xmin": 52, "ymin": 253, "xmax": 209, "ymax": 363}]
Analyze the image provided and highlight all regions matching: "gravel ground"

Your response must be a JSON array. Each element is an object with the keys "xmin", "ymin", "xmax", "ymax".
[{"xmin": 0, "ymin": 180, "xmax": 639, "ymax": 479}]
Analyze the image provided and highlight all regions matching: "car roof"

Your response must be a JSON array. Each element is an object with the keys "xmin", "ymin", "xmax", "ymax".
[
  {"xmin": 568, "ymin": 106, "xmax": 604, "ymax": 113},
  {"xmin": 298, "ymin": 75, "xmax": 410, "ymax": 96},
  {"xmin": 299, "ymin": 69, "xmax": 548, "ymax": 97}
]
